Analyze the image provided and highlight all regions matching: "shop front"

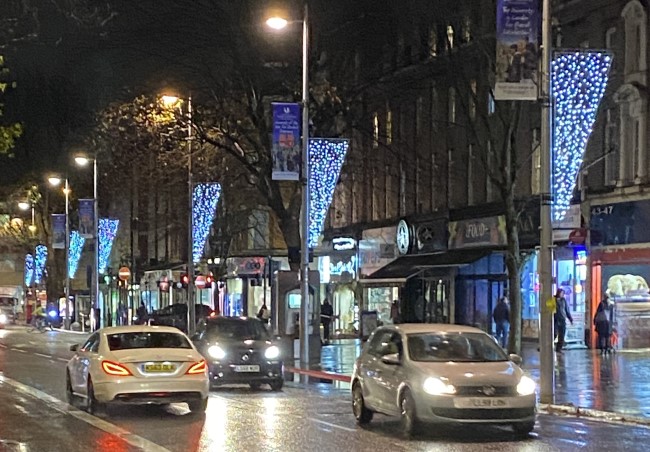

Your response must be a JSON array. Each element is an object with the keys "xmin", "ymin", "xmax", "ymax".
[{"xmin": 223, "ymin": 257, "xmax": 269, "ymax": 317}]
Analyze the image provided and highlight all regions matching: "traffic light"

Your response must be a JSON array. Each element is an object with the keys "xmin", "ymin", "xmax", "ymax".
[{"xmin": 180, "ymin": 273, "xmax": 189, "ymax": 288}]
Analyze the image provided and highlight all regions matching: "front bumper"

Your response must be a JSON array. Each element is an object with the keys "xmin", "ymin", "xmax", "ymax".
[
  {"xmin": 208, "ymin": 361, "xmax": 283, "ymax": 385},
  {"xmin": 415, "ymin": 393, "xmax": 536, "ymax": 424},
  {"xmin": 93, "ymin": 376, "xmax": 209, "ymax": 404}
]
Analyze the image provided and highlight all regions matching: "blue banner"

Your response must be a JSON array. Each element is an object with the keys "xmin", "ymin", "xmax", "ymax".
[
  {"xmin": 495, "ymin": 0, "xmax": 539, "ymax": 100},
  {"xmin": 51, "ymin": 214, "xmax": 66, "ymax": 249},
  {"xmin": 78, "ymin": 199, "xmax": 95, "ymax": 239},
  {"xmin": 272, "ymin": 102, "xmax": 301, "ymax": 181}
]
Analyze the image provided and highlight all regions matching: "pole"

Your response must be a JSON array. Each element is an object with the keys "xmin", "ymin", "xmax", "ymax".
[
  {"xmin": 299, "ymin": 2, "xmax": 310, "ymax": 380},
  {"xmin": 187, "ymin": 95, "xmax": 196, "ymax": 337},
  {"xmin": 64, "ymin": 179, "xmax": 71, "ymax": 329},
  {"xmin": 93, "ymin": 159, "xmax": 101, "ymax": 330},
  {"xmin": 539, "ymin": 0, "xmax": 555, "ymax": 403}
]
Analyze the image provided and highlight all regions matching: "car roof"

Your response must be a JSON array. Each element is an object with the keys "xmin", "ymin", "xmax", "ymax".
[
  {"xmin": 99, "ymin": 325, "xmax": 187, "ymax": 335},
  {"xmin": 382, "ymin": 323, "xmax": 488, "ymax": 335}
]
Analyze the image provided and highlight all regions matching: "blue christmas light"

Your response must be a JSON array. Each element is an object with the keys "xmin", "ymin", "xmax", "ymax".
[
  {"xmin": 24, "ymin": 254, "xmax": 34, "ymax": 287},
  {"xmin": 308, "ymin": 138, "xmax": 350, "ymax": 247},
  {"xmin": 34, "ymin": 244, "xmax": 47, "ymax": 285},
  {"xmin": 552, "ymin": 51, "xmax": 612, "ymax": 221},
  {"xmin": 68, "ymin": 230, "xmax": 85, "ymax": 279},
  {"xmin": 192, "ymin": 183, "xmax": 222, "ymax": 264},
  {"xmin": 98, "ymin": 218, "xmax": 119, "ymax": 274}
]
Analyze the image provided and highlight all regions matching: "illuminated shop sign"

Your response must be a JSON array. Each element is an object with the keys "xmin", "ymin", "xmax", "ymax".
[{"xmin": 333, "ymin": 237, "xmax": 356, "ymax": 251}]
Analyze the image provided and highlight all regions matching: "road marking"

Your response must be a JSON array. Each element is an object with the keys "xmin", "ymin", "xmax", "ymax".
[
  {"xmin": 307, "ymin": 417, "xmax": 356, "ymax": 432},
  {"xmin": 11, "ymin": 349, "xmax": 27, "ymax": 353},
  {"xmin": 34, "ymin": 353, "xmax": 51, "ymax": 359},
  {"xmin": 57, "ymin": 358, "xmax": 69, "ymax": 363},
  {"xmin": 0, "ymin": 374, "xmax": 171, "ymax": 452}
]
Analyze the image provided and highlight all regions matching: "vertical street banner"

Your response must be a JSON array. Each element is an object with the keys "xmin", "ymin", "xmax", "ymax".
[
  {"xmin": 494, "ymin": 0, "xmax": 540, "ymax": 100},
  {"xmin": 78, "ymin": 199, "xmax": 95, "ymax": 239},
  {"xmin": 271, "ymin": 102, "xmax": 301, "ymax": 181},
  {"xmin": 51, "ymin": 214, "xmax": 66, "ymax": 249}
]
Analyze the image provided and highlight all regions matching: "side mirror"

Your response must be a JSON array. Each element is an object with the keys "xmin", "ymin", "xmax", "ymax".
[
  {"xmin": 381, "ymin": 353, "xmax": 401, "ymax": 366},
  {"xmin": 509, "ymin": 353, "xmax": 523, "ymax": 366},
  {"xmin": 69, "ymin": 344, "xmax": 79, "ymax": 352}
]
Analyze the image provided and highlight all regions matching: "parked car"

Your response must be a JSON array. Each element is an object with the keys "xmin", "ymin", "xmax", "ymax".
[
  {"xmin": 191, "ymin": 316, "xmax": 284, "ymax": 391},
  {"xmin": 66, "ymin": 325, "xmax": 209, "ymax": 415},
  {"xmin": 149, "ymin": 303, "xmax": 214, "ymax": 332},
  {"xmin": 351, "ymin": 324, "xmax": 537, "ymax": 436},
  {"xmin": 0, "ymin": 296, "xmax": 18, "ymax": 327}
]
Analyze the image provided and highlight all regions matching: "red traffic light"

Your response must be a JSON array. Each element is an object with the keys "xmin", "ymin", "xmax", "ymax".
[{"xmin": 180, "ymin": 273, "xmax": 189, "ymax": 288}]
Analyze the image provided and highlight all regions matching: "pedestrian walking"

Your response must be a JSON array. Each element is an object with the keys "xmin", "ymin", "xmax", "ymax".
[
  {"xmin": 136, "ymin": 301, "xmax": 148, "ymax": 325},
  {"xmin": 321, "ymin": 299, "xmax": 334, "ymax": 344},
  {"xmin": 554, "ymin": 289, "xmax": 573, "ymax": 353},
  {"xmin": 594, "ymin": 299, "xmax": 611, "ymax": 354},
  {"xmin": 492, "ymin": 296, "xmax": 510, "ymax": 348},
  {"xmin": 390, "ymin": 300, "xmax": 401, "ymax": 324}
]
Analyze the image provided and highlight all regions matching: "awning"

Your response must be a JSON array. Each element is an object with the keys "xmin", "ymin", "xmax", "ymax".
[{"xmin": 360, "ymin": 249, "xmax": 491, "ymax": 283}]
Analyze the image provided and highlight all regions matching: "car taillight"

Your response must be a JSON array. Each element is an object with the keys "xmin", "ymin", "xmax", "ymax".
[
  {"xmin": 101, "ymin": 360, "xmax": 132, "ymax": 376},
  {"xmin": 186, "ymin": 360, "xmax": 207, "ymax": 375}
]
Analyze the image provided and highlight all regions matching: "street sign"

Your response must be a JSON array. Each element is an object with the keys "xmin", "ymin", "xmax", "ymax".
[
  {"xmin": 195, "ymin": 275, "xmax": 206, "ymax": 289},
  {"xmin": 118, "ymin": 266, "xmax": 131, "ymax": 281},
  {"xmin": 568, "ymin": 228, "xmax": 587, "ymax": 245}
]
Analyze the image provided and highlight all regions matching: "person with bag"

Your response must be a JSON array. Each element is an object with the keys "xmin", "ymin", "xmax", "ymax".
[
  {"xmin": 554, "ymin": 289, "xmax": 573, "ymax": 353},
  {"xmin": 257, "ymin": 302, "xmax": 270, "ymax": 325},
  {"xmin": 594, "ymin": 299, "xmax": 611, "ymax": 354}
]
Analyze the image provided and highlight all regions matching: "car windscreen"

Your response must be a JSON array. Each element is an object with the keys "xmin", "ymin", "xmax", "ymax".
[
  {"xmin": 106, "ymin": 332, "xmax": 192, "ymax": 350},
  {"xmin": 407, "ymin": 332, "xmax": 508, "ymax": 362},
  {"xmin": 205, "ymin": 319, "xmax": 269, "ymax": 341},
  {"xmin": 0, "ymin": 297, "xmax": 16, "ymax": 307}
]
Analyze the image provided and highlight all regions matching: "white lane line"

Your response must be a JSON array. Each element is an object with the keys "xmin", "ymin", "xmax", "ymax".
[
  {"xmin": 11, "ymin": 348, "xmax": 27, "ymax": 353},
  {"xmin": 0, "ymin": 374, "xmax": 170, "ymax": 452},
  {"xmin": 57, "ymin": 357, "xmax": 69, "ymax": 363},
  {"xmin": 34, "ymin": 353, "xmax": 52, "ymax": 359},
  {"xmin": 307, "ymin": 417, "xmax": 356, "ymax": 432}
]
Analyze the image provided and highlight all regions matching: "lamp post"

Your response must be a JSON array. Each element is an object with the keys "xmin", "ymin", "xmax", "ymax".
[
  {"xmin": 48, "ymin": 176, "xmax": 71, "ymax": 329},
  {"xmin": 18, "ymin": 201, "xmax": 37, "ymax": 234},
  {"xmin": 160, "ymin": 94, "xmax": 195, "ymax": 336},
  {"xmin": 75, "ymin": 156, "xmax": 100, "ymax": 331},
  {"xmin": 267, "ymin": 3, "xmax": 311, "ymax": 377}
]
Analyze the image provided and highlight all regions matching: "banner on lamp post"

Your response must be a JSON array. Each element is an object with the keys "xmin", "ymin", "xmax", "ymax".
[
  {"xmin": 271, "ymin": 102, "xmax": 301, "ymax": 181},
  {"xmin": 78, "ymin": 199, "xmax": 95, "ymax": 239},
  {"xmin": 51, "ymin": 214, "xmax": 66, "ymax": 249},
  {"xmin": 494, "ymin": 0, "xmax": 540, "ymax": 100}
]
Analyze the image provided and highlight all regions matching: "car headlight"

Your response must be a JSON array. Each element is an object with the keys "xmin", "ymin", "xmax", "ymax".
[
  {"xmin": 208, "ymin": 345, "xmax": 226, "ymax": 360},
  {"xmin": 0, "ymin": 314, "xmax": 7, "ymax": 323},
  {"xmin": 423, "ymin": 377, "xmax": 456, "ymax": 395},
  {"xmin": 517, "ymin": 375, "xmax": 536, "ymax": 396},
  {"xmin": 265, "ymin": 345, "xmax": 280, "ymax": 360}
]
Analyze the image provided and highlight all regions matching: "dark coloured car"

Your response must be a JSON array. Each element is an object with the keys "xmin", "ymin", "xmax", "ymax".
[
  {"xmin": 191, "ymin": 317, "xmax": 283, "ymax": 391},
  {"xmin": 150, "ymin": 303, "xmax": 214, "ymax": 333}
]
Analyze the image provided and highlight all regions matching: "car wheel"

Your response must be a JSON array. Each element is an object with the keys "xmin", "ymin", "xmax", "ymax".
[
  {"xmin": 269, "ymin": 379, "xmax": 284, "ymax": 392},
  {"xmin": 65, "ymin": 371, "xmax": 76, "ymax": 406},
  {"xmin": 188, "ymin": 398, "xmax": 208, "ymax": 413},
  {"xmin": 85, "ymin": 378, "xmax": 104, "ymax": 415},
  {"xmin": 352, "ymin": 383, "xmax": 373, "ymax": 425},
  {"xmin": 400, "ymin": 388, "xmax": 419, "ymax": 437},
  {"xmin": 512, "ymin": 420, "xmax": 535, "ymax": 435},
  {"xmin": 249, "ymin": 382, "xmax": 262, "ymax": 391}
]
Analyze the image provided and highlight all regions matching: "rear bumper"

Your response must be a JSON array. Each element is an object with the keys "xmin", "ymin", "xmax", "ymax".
[
  {"xmin": 94, "ymin": 377, "xmax": 209, "ymax": 404},
  {"xmin": 208, "ymin": 361, "xmax": 283, "ymax": 385}
]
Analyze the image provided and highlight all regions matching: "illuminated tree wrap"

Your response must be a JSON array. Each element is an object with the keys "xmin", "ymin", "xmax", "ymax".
[
  {"xmin": 24, "ymin": 253, "xmax": 34, "ymax": 287},
  {"xmin": 98, "ymin": 218, "xmax": 119, "ymax": 274},
  {"xmin": 552, "ymin": 51, "xmax": 612, "ymax": 222},
  {"xmin": 34, "ymin": 245, "xmax": 48, "ymax": 284},
  {"xmin": 308, "ymin": 139, "xmax": 349, "ymax": 248},
  {"xmin": 192, "ymin": 183, "xmax": 222, "ymax": 264},
  {"xmin": 68, "ymin": 230, "xmax": 85, "ymax": 279}
]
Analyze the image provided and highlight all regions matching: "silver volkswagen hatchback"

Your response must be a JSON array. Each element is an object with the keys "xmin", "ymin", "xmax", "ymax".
[{"xmin": 351, "ymin": 324, "xmax": 536, "ymax": 436}]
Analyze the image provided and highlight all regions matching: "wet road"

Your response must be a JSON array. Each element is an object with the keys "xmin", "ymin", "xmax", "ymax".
[{"xmin": 1, "ymin": 327, "xmax": 650, "ymax": 451}]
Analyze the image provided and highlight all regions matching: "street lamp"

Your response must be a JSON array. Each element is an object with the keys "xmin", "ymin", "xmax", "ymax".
[
  {"xmin": 48, "ymin": 175, "xmax": 71, "ymax": 329},
  {"xmin": 159, "ymin": 93, "xmax": 195, "ymax": 336},
  {"xmin": 267, "ymin": 4, "xmax": 312, "ymax": 377},
  {"xmin": 75, "ymin": 155, "xmax": 100, "ymax": 331},
  {"xmin": 18, "ymin": 201, "xmax": 37, "ymax": 234}
]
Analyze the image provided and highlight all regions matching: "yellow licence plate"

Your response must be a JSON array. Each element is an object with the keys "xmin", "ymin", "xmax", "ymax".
[{"xmin": 144, "ymin": 363, "xmax": 176, "ymax": 373}]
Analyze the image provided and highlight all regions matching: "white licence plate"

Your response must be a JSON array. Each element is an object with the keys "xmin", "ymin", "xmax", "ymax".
[
  {"xmin": 454, "ymin": 398, "xmax": 509, "ymax": 409},
  {"xmin": 234, "ymin": 365, "xmax": 260, "ymax": 372}
]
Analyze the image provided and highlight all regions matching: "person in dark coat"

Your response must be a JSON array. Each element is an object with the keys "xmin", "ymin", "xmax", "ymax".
[
  {"xmin": 594, "ymin": 300, "xmax": 611, "ymax": 354},
  {"xmin": 320, "ymin": 299, "xmax": 334, "ymax": 344},
  {"xmin": 554, "ymin": 289, "xmax": 573, "ymax": 353},
  {"xmin": 136, "ymin": 301, "xmax": 148, "ymax": 325},
  {"xmin": 492, "ymin": 296, "xmax": 510, "ymax": 348}
]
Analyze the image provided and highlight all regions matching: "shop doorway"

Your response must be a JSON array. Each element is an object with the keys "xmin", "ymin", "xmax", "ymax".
[
  {"xmin": 456, "ymin": 277, "xmax": 505, "ymax": 333},
  {"xmin": 425, "ymin": 279, "xmax": 450, "ymax": 323}
]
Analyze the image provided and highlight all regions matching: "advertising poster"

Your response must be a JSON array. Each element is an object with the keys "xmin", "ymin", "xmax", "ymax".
[
  {"xmin": 271, "ymin": 102, "xmax": 301, "ymax": 181},
  {"xmin": 78, "ymin": 199, "xmax": 95, "ymax": 239},
  {"xmin": 51, "ymin": 214, "xmax": 66, "ymax": 249},
  {"xmin": 494, "ymin": 0, "xmax": 540, "ymax": 100}
]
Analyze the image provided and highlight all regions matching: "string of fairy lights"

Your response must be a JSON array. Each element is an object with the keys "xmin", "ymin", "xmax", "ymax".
[
  {"xmin": 98, "ymin": 218, "xmax": 120, "ymax": 274},
  {"xmin": 34, "ymin": 244, "xmax": 47, "ymax": 285},
  {"xmin": 24, "ymin": 253, "xmax": 34, "ymax": 287},
  {"xmin": 552, "ymin": 51, "xmax": 612, "ymax": 222},
  {"xmin": 67, "ymin": 230, "xmax": 85, "ymax": 279},
  {"xmin": 192, "ymin": 183, "xmax": 222, "ymax": 264}
]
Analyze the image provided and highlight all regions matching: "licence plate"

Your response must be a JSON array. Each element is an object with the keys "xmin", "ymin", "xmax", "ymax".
[
  {"xmin": 144, "ymin": 363, "xmax": 176, "ymax": 373},
  {"xmin": 234, "ymin": 365, "xmax": 260, "ymax": 372},
  {"xmin": 454, "ymin": 398, "xmax": 509, "ymax": 408}
]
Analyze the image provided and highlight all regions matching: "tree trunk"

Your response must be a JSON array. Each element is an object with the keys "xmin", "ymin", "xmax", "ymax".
[{"xmin": 504, "ymin": 192, "xmax": 522, "ymax": 355}]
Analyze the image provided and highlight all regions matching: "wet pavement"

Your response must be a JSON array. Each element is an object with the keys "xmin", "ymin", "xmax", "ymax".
[{"xmin": 317, "ymin": 338, "xmax": 650, "ymax": 419}]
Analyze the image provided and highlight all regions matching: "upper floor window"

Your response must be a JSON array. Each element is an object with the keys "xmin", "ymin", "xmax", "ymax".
[
  {"xmin": 447, "ymin": 25, "xmax": 455, "ymax": 49},
  {"xmin": 429, "ymin": 26, "xmax": 438, "ymax": 57},
  {"xmin": 386, "ymin": 109, "xmax": 393, "ymax": 145},
  {"xmin": 622, "ymin": 0, "xmax": 647, "ymax": 78},
  {"xmin": 469, "ymin": 80, "xmax": 477, "ymax": 119},
  {"xmin": 605, "ymin": 27, "xmax": 616, "ymax": 49},
  {"xmin": 448, "ymin": 87, "xmax": 456, "ymax": 124},
  {"xmin": 415, "ymin": 97, "xmax": 423, "ymax": 137},
  {"xmin": 462, "ymin": 16, "xmax": 472, "ymax": 43},
  {"xmin": 488, "ymin": 92, "xmax": 496, "ymax": 115},
  {"xmin": 373, "ymin": 112, "xmax": 379, "ymax": 148}
]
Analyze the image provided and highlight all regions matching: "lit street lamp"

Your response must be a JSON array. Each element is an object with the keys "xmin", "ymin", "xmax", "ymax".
[
  {"xmin": 267, "ymin": 4, "xmax": 312, "ymax": 377},
  {"xmin": 75, "ymin": 155, "xmax": 100, "ymax": 330},
  {"xmin": 48, "ymin": 175, "xmax": 71, "ymax": 329},
  {"xmin": 18, "ymin": 201, "xmax": 37, "ymax": 234}
]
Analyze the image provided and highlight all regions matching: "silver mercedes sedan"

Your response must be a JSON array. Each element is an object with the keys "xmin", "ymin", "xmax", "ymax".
[{"xmin": 351, "ymin": 324, "xmax": 536, "ymax": 436}]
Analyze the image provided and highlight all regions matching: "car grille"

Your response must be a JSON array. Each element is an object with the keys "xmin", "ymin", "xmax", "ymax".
[
  {"xmin": 227, "ymin": 348, "xmax": 262, "ymax": 364},
  {"xmin": 432, "ymin": 407, "xmax": 534, "ymax": 420},
  {"xmin": 454, "ymin": 386, "xmax": 517, "ymax": 396}
]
